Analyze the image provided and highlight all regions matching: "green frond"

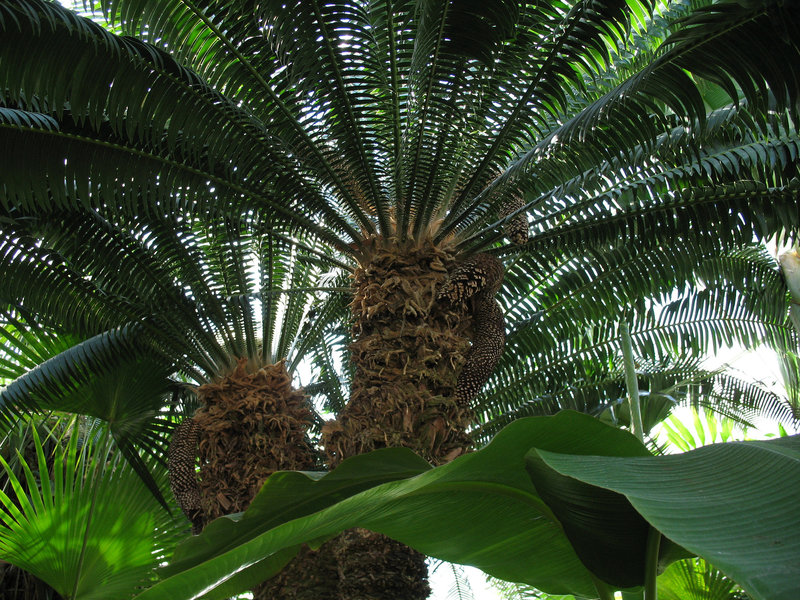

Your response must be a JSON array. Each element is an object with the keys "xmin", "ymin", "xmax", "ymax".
[
  {"xmin": 443, "ymin": 0, "xmax": 660, "ymax": 227},
  {"xmin": 0, "ymin": 0, "xmax": 359, "ymax": 248},
  {"xmin": 304, "ymin": 318, "xmax": 352, "ymax": 414},
  {"xmin": 0, "ymin": 309, "xmax": 81, "ymax": 383},
  {"xmin": 0, "ymin": 423, "xmax": 186, "ymax": 599},
  {"xmin": 691, "ymin": 374, "xmax": 798, "ymax": 428},
  {"xmin": 451, "ymin": 0, "xmax": 800, "ymax": 244},
  {"xmin": 478, "ymin": 263, "xmax": 798, "ymax": 440},
  {"xmin": 91, "ymin": 0, "xmax": 374, "ymax": 234},
  {"xmin": 256, "ymin": 0, "xmax": 392, "ymax": 233},
  {"xmin": 0, "ymin": 227, "xmax": 138, "ymax": 337},
  {"xmin": 659, "ymin": 557, "xmax": 746, "ymax": 600},
  {"xmin": 304, "ymin": 334, "xmax": 350, "ymax": 419},
  {"xmin": 285, "ymin": 272, "xmax": 351, "ymax": 372},
  {"xmin": 0, "ymin": 325, "xmax": 178, "ymax": 500}
]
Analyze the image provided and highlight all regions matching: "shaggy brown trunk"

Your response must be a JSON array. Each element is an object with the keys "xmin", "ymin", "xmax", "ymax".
[
  {"xmin": 171, "ymin": 238, "xmax": 503, "ymax": 598},
  {"xmin": 192, "ymin": 358, "xmax": 317, "ymax": 523},
  {"xmin": 320, "ymin": 236, "xmax": 477, "ymax": 600},
  {"xmin": 323, "ymin": 236, "xmax": 474, "ymax": 466},
  {"xmin": 168, "ymin": 357, "xmax": 327, "ymax": 598},
  {"xmin": 252, "ymin": 540, "xmax": 340, "ymax": 599}
]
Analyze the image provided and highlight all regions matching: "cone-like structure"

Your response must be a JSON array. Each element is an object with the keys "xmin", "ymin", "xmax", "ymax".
[
  {"xmin": 436, "ymin": 253, "xmax": 505, "ymax": 306},
  {"xmin": 498, "ymin": 193, "xmax": 530, "ymax": 246},
  {"xmin": 167, "ymin": 417, "xmax": 203, "ymax": 533},
  {"xmin": 456, "ymin": 296, "xmax": 506, "ymax": 408},
  {"xmin": 437, "ymin": 253, "xmax": 506, "ymax": 408}
]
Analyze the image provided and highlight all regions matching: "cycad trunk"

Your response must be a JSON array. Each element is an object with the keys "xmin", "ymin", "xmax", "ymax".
[
  {"xmin": 324, "ymin": 236, "xmax": 475, "ymax": 466},
  {"xmin": 170, "ymin": 239, "xmax": 504, "ymax": 599},
  {"xmin": 192, "ymin": 358, "xmax": 317, "ymax": 523},
  {"xmin": 168, "ymin": 358, "xmax": 321, "ymax": 597},
  {"xmin": 320, "ymin": 236, "xmax": 481, "ymax": 600}
]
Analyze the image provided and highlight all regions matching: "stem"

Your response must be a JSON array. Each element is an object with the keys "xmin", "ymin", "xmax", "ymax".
[
  {"xmin": 591, "ymin": 574, "xmax": 616, "ymax": 600},
  {"xmin": 643, "ymin": 527, "xmax": 662, "ymax": 600},
  {"xmin": 620, "ymin": 321, "xmax": 645, "ymax": 443}
]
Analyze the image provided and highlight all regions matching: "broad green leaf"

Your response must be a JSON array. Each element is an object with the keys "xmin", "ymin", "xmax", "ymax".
[
  {"xmin": 535, "ymin": 436, "xmax": 800, "ymax": 600},
  {"xmin": 139, "ymin": 412, "xmax": 625, "ymax": 600},
  {"xmin": 525, "ymin": 429, "xmax": 691, "ymax": 589},
  {"xmin": 161, "ymin": 446, "xmax": 433, "ymax": 594}
]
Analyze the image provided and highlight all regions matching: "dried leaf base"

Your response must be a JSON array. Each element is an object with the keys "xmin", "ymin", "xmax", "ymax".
[
  {"xmin": 335, "ymin": 529, "xmax": 430, "ymax": 600},
  {"xmin": 253, "ymin": 541, "xmax": 340, "ymax": 600},
  {"xmin": 193, "ymin": 358, "xmax": 317, "ymax": 523},
  {"xmin": 323, "ymin": 236, "xmax": 475, "ymax": 467}
]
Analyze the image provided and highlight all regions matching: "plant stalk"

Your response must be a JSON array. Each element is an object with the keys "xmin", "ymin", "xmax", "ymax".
[
  {"xmin": 591, "ymin": 574, "xmax": 616, "ymax": 600},
  {"xmin": 620, "ymin": 321, "xmax": 645, "ymax": 443},
  {"xmin": 644, "ymin": 527, "xmax": 662, "ymax": 600}
]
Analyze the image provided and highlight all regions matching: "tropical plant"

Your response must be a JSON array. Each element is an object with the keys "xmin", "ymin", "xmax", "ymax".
[
  {"xmin": 0, "ymin": 209, "xmax": 337, "ymax": 597},
  {"xmin": 0, "ymin": 416, "xmax": 186, "ymax": 600},
  {"xmin": 658, "ymin": 558, "xmax": 752, "ymax": 600},
  {"xmin": 491, "ymin": 549, "xmax": 754, "ymax": 600},
  {"xmin": 0, "ymin": 414, "xmax": 68, "ymax": 600},
  {"xmin": 131, "ymin": 411, "xmax": 800, "ymax": 600},
  {"xmin": 2, "ymin": 0, "xmax": 800, "ymax": 598}
]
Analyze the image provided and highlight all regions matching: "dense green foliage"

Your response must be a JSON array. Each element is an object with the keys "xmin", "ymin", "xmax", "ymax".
[{"xmin": 1, "ymin": 0, "xmax": 799, "ymax": 598}]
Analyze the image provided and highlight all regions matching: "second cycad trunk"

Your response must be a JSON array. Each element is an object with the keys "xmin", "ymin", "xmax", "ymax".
[
  {"xmin": 319, "ymin": 235, "xmax": 494, "ymax": 600},
  {"xmin": 324, "ymin": 236, "xmax": 475, "ymax": 467}
]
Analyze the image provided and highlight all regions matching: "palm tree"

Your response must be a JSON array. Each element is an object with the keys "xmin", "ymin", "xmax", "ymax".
[{"xmin": 2, "ymin": 0, "xmax": 800, "ymax": 598}]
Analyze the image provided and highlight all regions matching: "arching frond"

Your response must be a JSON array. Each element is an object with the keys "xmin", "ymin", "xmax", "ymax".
[
  {"xmin": 0, "ymin": 0, "xmax": 359, "ymax": 249},
  {"xmin": 476, "ymin": 242, "xmax": 799, "ymax": 440}
]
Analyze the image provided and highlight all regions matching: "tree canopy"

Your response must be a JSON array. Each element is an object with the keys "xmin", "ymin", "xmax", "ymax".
[{"xmin": 1, "ymin": 0, "xmax": 799, "ymax": 598}]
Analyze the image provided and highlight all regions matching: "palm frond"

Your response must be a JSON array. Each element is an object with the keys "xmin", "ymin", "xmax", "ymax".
[
  {"xmin": 90, "ymin": 0, "xmax": 374, "ymax": 234},
  {"xmin": 0, "ymin": 227, "xmax": 140, "ymax": 337},
  {"xmin": 0, "ymin": 422, "xmax": 186, "ymax": 599},
  {"xmin": 443, "ymin": 0, "xmax": 659, "ymax": 224},
  {"xmin": 448, "ymin": 0, "xmax": 800, "ymax": 243},
  {"xmin": 0, "ymin": 325, "xmax": 180, "ymax": 505},
  {"xmin": 0, "ymin": 0, "xmax": 359, "ymax": 249},
  {"xmin": 477, "ymin": 249, "xmax": 799, "ymax": 440},
  {"xmin": 0, "ymin": 308, "xmax": 81, "ymax": 383},
  {"xmin": 659, "ymin": 557, "xmax": 749, "ymax": 600}
]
